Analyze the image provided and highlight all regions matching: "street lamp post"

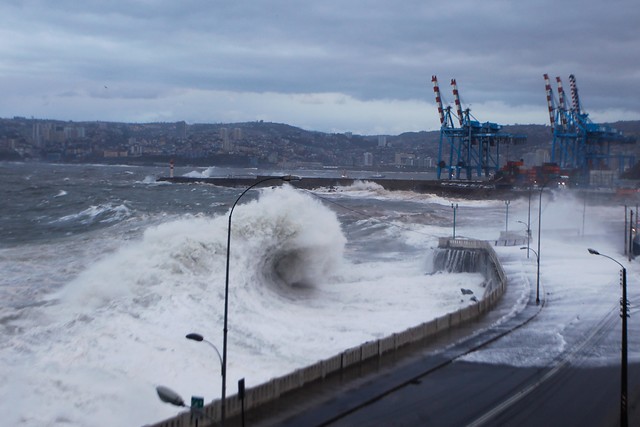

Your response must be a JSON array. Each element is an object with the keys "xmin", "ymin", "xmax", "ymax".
[
  {"xmin": 534, "ymin": 182, "xmax": 548, "ymax": 305},
  {"xmin": 527, "ymin": 185, "xmax": 532, "ymax": 244},
  {"xmin": 157, "ymin": 385, "xmax": 186, "ymax": 407},
  {"xmin": 587, "ymin": 248, "xmax": 629, "ymax": 427},
  {"xmin": 517, "ymin": 220, "xmax": 531, "ymax": 259},
  {"xmin": 156, "ymin": 385, "xmax": 215, "ymax": 423},
  {"xmin": 186, "ymin": 333, "xmax": 223, "ymax": 371},
  {"xmin": 524, "ymin": 185, "xmax": 532, "ymax": 258},
  {"xmin": 221, "ymin": 175, "xmax": 299, "ymax": 426},
  {"xmin": 504, "ymin": 200, "xmax": 511, "ymax": 233},
  {"xmin": 520, "ymin": 247, "xmax": 540, "ymax": 304},
  {"xmin": 451, "ymin": 203, "xmax": 458, "ymax": 239}
]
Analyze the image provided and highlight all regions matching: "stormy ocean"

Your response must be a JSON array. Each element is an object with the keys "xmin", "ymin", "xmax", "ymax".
[{"xmin": 1, "ymin": 161, "xmax": 510, "ymax": 426}]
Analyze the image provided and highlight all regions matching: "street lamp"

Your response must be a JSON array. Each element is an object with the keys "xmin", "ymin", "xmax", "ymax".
[
  {"xmin": 520, "ymin": 247, "xmax": 540, "ymax": 304},
  {"xmin": 156, "ymin": 385, "xmax": 214, "ymax": 423},
  {"xmin": 504, "ymin": 200, "xmax": 511, "ymax": 233},
  {"xmin": 157, "ymin": 385, "xmax": 186, "ymax": 407},
  {"xmin": 451, "ymin": 203, "xmax": 459, "ymax": 239},
  {"xmin": 587, "ymin": 248, "xmax": 629, "ymax": 427},
  {"xmin": 517, "ymin": 220, "xmax": 531, "ymax": 259},
  {"xmin": 534, "ymin": 181, "xmax": 548, "ymax": 305},
  {"xmin": 186, "ymin": 333, "xmax": 223, "ymax": 371},
  {"xmin": 221, "ymin": 175, "xmax": 300, "ymax": 426}
]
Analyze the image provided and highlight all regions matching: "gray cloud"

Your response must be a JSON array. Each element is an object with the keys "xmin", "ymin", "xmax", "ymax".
[{"xmin": 1, "ymin": 0, "xmax": 638, "ymax": 133}]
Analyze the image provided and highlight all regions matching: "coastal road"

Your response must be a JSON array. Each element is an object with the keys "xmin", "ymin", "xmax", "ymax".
[
  {"xmin": 323, "ymin": 293, "xmax": 640, "ymax": 427},
  {"xmin": 232, "ymin": 264, "xmax": 640, "ymax": 427},
  {"xmin": 253, "ymin": 311, "xmax": 639, "ymax": 427},
  {"xmin": 323, "ymin": 362, "xmax": 639, "ymax": 427}
]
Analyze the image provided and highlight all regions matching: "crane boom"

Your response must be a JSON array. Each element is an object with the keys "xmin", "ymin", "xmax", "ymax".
[
  {"xmin": 451, "ymin": 79, "xmax": 464, "ymax": 126},
  {"xmin": 431, "ymin": 75, "xmax": 445, "ymax": 125},
  {"xmin": 556, "ymin": 76, "xmax": 567, "ymax": 127},
  {"xmin": 569, "ymin": 74, "xmax": 581, "ymax": 114},
  {"xmin": 543, "ymin": 74, "xmax": 556, "ymax": 129}
]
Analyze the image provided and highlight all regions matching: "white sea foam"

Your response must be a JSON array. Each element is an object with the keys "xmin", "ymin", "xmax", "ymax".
[
  {"xmin": 2, "ymin": 185, "xmax": 489, "ymax": 426},
  {"xmin": 54, "ymin": 203, "xmax": 132, "ymax": 225},
  {"xmin": 5, "ymin": 173, "xmax": 636, "ymax": 427},
  {"xmin": 137, "ymin": 175, "xmax": 166, "ymax": 184},
  {"xmin": 183, "ymin": 170, "xmax": 205, "ymax": 178}
]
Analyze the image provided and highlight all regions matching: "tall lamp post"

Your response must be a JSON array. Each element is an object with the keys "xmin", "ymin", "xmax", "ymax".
[
  {"xmin": 504, "ymin": 200, "xmax": 511, "ymax": 233},
  {"xmin": 221, "ymin": 175, "xmax": 299, "ymax": 425},
  {"xmin": 517, "ymin": 220, "xmax": 531, "ymax": 259},
  {"xmin": 186, "ymin": 333, "xmax": 223, "ymax": 371},
  {"xmin": 527, "ymin": 185, "xmax": 532, "ymax": 245},
  {"xmin": 520, "ymin": 184, "xmax": 532, "ymax": 258},
  {"xmin": 587, "ymin": 248, "xmax": 629, "ymax": 427},
  {"xmin": 520, "ymin": 247, "xmax": 539, "ymax": 304},
  {"xmin": 451, "ymin": 203, "xmax": 459, "ymax": 239},
  {"xmin": 534, "ymin": 182, "xmax": 548, "ymax": 305}
]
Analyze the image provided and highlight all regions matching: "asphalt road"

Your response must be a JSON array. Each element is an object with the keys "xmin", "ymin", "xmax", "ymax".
[
  {"xmin": 326, "ymin": 362, "xmax": 640, "ymax": 427},
  {"xmin": 226, "ymin": 265, "xmax": 640, "ymax": 427},
  {"xmin": 252, "ymin": 323, "xmax": 640, "ymax": 427}
]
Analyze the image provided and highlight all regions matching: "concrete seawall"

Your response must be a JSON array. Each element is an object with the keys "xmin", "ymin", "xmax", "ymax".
[
  {"xmin": 149, "ymin": 238, "xmax": 507, "ymax": 427},
  {"xmin": 157, "ymin": 175, "xmax": 515, "ymax": 199}
]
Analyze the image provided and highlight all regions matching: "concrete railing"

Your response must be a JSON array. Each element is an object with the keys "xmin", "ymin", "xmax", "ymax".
[{"xmin": 149, "ymin": 238, "xmax": 507, "ymax": 427}]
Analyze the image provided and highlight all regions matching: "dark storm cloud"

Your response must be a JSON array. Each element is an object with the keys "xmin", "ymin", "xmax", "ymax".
[{"xmin": 1, "ymin": 0, "xmax": 638, "ymax": 132}]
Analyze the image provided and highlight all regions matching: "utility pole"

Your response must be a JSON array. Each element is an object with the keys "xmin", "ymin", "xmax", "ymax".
[{"xmin": 504, "ymin": 200, "xmax": 511, "ymax": 233}]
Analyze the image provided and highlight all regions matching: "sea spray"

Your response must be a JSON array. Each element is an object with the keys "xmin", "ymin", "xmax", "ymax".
[
  {"xmin": 0, "ymin": 163, "xmax": 493, "ymax": 427},
  {"xmin": 55, "ymin": 185, "xmax": 344, "ymax": 312},
  {"xmin": 230, "ymin": 185, "xmax": 346, "ymax": 291}
]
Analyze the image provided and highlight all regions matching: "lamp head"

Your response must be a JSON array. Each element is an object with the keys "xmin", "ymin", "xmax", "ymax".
[
  {"xmin": 587, "ymin": 248, "xmax": 600, "ymax": 255},
  {"xmin": 186, "ymin": 333, "xmax": 204, "ymax": 342},
  {"xmin": 156, "ymin": 385, "xmax": 185, "ymax": 407}
]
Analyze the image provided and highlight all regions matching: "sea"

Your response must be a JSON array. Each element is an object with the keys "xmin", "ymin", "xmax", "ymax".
[{"xmin": 0, "ymin": 161, "xmax": 508, "ymax": 426}]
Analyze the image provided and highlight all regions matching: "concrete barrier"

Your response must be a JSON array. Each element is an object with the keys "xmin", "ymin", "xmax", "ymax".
[
  {"xmin": 378, "ymin": 334, "xmax": 397, "ymax": 355},
  {"xmin": 321, "ymin": 354, "xmax": 342, "ymax": 377},
  {"xmin": 361, "ymin": 340, "xmax": 379, "ymax": 360},
  {"xmin": 149, "ymin": 238, "xmax": 507, "ymax": 427},
  {"xmin": 342, "ymin": 346, "xmax": 362, "ymax": 368}
]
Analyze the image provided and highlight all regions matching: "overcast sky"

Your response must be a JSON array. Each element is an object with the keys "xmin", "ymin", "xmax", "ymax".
[{"xmin": 1, "ymin": 0, "xmax": 639, "ymax": 135}]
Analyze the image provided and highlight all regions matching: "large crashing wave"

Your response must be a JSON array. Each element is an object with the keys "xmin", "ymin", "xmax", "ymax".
[
  {"xmin": 57, "ymin": 185, "xmax": 346, "ymax": 312},
  {"xmin": 231, "ymin": 185, "xmax": 346, "ymax": 291}
]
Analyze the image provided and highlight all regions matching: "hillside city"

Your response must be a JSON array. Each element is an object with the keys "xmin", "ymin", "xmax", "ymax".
[{"xmin": 2, "ymin": 116, "xmax": 640, "ymax": 174}]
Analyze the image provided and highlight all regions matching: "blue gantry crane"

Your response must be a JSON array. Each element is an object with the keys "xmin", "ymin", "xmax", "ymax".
[
  {"xmin": 543, "ymin": 74, "xmax": 635, "ymax": 183},
  {"xmin": 432, "ymin": 76, "xmax": 525, "ymax": 180}
]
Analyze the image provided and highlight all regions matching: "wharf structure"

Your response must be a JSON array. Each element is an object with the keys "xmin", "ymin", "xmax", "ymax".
[
  {"xmin": 542, "ymin": 74, "xmax": 635, "ymax": 186},
  {"xmin": 157, "ymin": 175, "xmax": 510, "ymax": 199},
  {"xmin": 431, "ymin": 76, "xmax": 526, "ymax": 181}
]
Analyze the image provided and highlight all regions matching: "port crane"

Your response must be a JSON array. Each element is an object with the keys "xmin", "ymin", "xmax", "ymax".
[
  {"xmin": 432, "ymin": 76, "xmax": 525, "ymax": 180},
  {"xmin": 544, "ymin": 74, "xmax": 635, "ymax": 183}
]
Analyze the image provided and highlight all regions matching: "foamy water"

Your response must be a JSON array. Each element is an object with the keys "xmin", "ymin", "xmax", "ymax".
[
  {"xmin": 2, "ymin": 163, "xmax": 638, "ymax": 426},
  {"xmin": 0, "ymin": 164, "xmax": 487, "ymax": 426}
]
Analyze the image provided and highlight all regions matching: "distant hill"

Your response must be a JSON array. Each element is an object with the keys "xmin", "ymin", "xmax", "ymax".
[{"xmin": 2, "ymin": 117, "xmax": 640, "ymax": 170}]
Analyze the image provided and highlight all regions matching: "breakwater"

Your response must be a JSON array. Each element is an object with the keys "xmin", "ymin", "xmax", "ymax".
[
  {"xmin": 434, "ymin": 238, "xmax": 505, "ymax": 294},
  {"xmin": 150, "ymin": 238, "xmax": 507, "ymax": 427},
  {"xmin": 157, "ymin": 175, "xmax": 513, "ymax": 199}
]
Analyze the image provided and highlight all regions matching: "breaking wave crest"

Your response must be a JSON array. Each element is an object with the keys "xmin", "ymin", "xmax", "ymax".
[
  {"xmin": 54, "ymin": 203, "xmax": 133, "ymax": 225},
  {"xmin": 234, "ymin": 187, "xmax": 346, "ymax": 292},
  {"xmin": 57, "ymin": 185, "xmax": 346, "ymax": 312}
]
